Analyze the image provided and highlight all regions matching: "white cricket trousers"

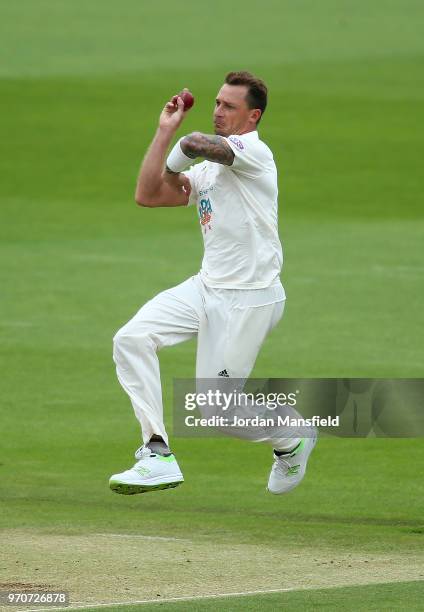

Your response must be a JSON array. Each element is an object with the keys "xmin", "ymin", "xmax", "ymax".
[{"xmin": 112, "ymin": 274, "xmax": 287, "ymax": 446}]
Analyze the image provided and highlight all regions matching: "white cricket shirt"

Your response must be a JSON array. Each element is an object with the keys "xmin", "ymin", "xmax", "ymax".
[{"xmin": 183, "ymin": 130, "xmax": 284, "ymax": 293}]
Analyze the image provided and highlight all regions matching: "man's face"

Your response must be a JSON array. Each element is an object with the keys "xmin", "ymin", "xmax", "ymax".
[{"xmin": 213, "ymin": 84, "xmax": 259, "ymax": 136}]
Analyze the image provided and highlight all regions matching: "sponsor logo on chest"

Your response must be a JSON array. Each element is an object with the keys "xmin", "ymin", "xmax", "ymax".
[
  {"xmin": 198, "ymin": 185, "xmax": 214, "ymax": 234},
  {"xmin": 198, "ymin": 197, "xmax": 213, "ymax": 234}
]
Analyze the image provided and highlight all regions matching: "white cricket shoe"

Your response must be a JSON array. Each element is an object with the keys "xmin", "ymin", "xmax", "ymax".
[
  {"xmin": 109, "ymin": 446, "xmax": 184, "ymax": 495},
  {"xmin": 267, "ymin": 433, "xmax": 317, "ymax": 495}
]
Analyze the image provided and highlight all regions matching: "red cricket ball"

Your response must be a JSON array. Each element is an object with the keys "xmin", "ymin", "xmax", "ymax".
[{"xmin": 179, "ymin": 89, "xmax": 195, "ymax": 111}]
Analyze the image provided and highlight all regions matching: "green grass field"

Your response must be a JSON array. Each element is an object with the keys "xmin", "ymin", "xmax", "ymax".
[{"xmin": 1, "ymin": 1, "xmax": 423, "ymax": 610}]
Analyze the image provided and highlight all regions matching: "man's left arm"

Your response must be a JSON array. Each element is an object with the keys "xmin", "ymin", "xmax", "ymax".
[{"xmin": 180, "ymin": 132, "xmax": 235, "ymax": 166}]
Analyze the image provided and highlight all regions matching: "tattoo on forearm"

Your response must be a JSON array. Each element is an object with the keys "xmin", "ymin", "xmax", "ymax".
[{"xmin": 181, "ymin": 132, "xmax": 235, "ymax": 166}]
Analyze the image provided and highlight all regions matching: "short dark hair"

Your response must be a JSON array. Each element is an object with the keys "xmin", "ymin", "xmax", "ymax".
[{"xmin": 224, "ymin": 71, "xmax": 268, "ymax": 124}]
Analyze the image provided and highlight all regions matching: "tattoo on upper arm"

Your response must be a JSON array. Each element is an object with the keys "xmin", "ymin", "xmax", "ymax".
[{"xmin": 181, "ymin": 132, "xmax": 235, "ymax": 166}]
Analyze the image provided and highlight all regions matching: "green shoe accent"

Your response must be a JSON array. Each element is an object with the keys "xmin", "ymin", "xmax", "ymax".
[
  {"xmin": 134, "ymin": 466, "xmax": 151, "ymax": 476},
  {"xmin": 290, "ymin": 439, "xmax": 305, "ymax": 456},
  {"xmin": 275, "ymin": 440, "xmax": 305, "ymax": 458},
  {"xmin": 109, "ymin": 479, "xmax": 183, "ymax": 495},
  {"xmin": 287, "ymin": 465, "xmax": 301, "ymax": 475},
  {"xmin": 155, "ymin": 454, "xmax": 176, "ymax": 463}
]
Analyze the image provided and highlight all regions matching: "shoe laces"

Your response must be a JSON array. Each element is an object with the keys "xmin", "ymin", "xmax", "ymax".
[
  {"xmin": 134, "ymin": 445, "xmax": 153, "ymax": 460},
  {"xmin": 272, "ymin": 455, "xmax": 292, "ymax": 477}
]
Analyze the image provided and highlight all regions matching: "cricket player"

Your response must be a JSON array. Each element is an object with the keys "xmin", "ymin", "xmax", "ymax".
[{"xmin": 110, "ymin": 71, "xmax": 317, "ymax": 495}]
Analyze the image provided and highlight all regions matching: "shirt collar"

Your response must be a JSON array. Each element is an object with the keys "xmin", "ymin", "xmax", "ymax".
[{"xmin": 240, "ymin": 130, "xmax": 259, "ymax": 140}]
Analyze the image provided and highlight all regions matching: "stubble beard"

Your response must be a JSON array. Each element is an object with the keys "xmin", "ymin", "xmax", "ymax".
[{"xmin": 214, "ymin": 126, "xmax": 230, "ymax": 137}]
